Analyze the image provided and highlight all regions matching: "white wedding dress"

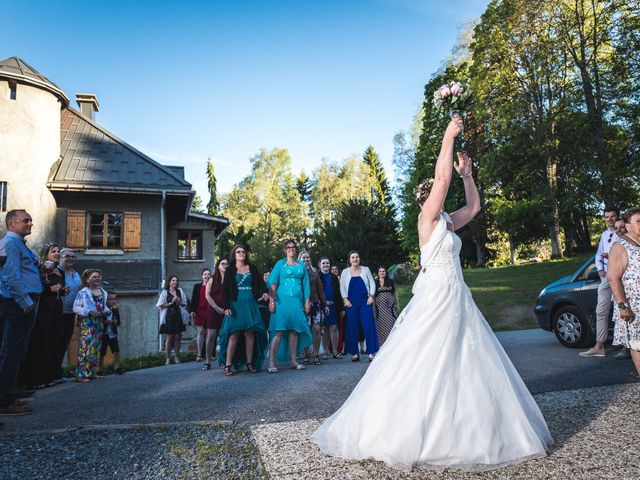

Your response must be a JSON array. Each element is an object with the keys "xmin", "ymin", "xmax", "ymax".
[{"xmin": 310, "ymin": 213, "xmax": 553, "ymax": 472}]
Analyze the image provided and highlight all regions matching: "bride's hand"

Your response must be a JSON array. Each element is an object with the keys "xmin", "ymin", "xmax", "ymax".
[
  {"xmin": 444, "ymin": 117, "xmax": 463, "ymax": 140},
  {"xmin": 454, "ymin": 152, "xmax": 472, "ymax": 177}
]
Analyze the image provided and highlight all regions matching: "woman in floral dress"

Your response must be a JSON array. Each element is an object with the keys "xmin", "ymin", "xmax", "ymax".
[
  {"xmin": 73, "ymin": 269, "xmax": 111, "ymax": 382},
  {"xmin": 608, "ymin": 207, "xmax": 640, "ymax": 379}
]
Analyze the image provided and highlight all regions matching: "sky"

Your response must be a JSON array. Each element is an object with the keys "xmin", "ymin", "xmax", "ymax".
[{"xmin": 2, "ymin": 0, "xmax": 489, "ymax": 202}]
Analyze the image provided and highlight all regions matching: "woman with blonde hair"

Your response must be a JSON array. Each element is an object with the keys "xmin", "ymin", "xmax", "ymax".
[{"xmin": 73, "ymin": 269, "xmax": 111, "ymax": 381}]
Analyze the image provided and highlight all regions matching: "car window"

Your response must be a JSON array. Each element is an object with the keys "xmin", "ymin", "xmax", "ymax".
[{"xmin": 575, "ymin": 261, "xmax": 597, "ymax": 281}]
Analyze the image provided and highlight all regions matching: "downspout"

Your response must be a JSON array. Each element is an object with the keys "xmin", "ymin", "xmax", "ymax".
[{"xmin": 159, "ymin": 191, "xmax": 167, "ymax": 352}]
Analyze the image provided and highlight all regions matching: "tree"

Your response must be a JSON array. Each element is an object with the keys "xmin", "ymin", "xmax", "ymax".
[
  {"xmin": 314, "ymin": 199, "xmax": 406, "ymax": 269},
  {"xmin": 308, "ymin": 156, "xmax": 372, "ymax": 227},
  {"xmin": 472, "ymin": 0, "xmax": 571, "ymax": 258},
  {"xmin": 296, "ymin": 170, "xmax": 311, "ymax": 203},
  {"xmin": 362, "ymin": 146, "xmax": 391, "ymax": 207},
  {"xmin": 206, "ymin": 157, "xmax": 219, "ymax": 215},
  {"xmin": 219, "ymin": 148, "xmax": 311, "ymax": 269},
  {"xmin": 191, "ymin": 193, "xmax": 205, "ymax": 213}
]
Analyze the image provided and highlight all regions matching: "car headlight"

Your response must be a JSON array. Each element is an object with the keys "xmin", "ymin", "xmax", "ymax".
[{"xmin": 538, "ymin": 287, "xmax": 547, "ymax": 297}]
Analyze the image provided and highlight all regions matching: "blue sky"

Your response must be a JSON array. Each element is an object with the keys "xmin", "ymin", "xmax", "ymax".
[{"xmin": 3, "ymin": 0, "xmax": 488, "ymax": 201}]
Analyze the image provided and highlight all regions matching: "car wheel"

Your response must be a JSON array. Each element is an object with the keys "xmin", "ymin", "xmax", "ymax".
[{"xmin": 552, "ymin": 305, "xmax": 594, "ymax": 348}]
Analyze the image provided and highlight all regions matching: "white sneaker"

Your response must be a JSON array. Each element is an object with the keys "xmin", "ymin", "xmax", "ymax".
[{"xmin": 579, "ymin": 347, "xmax": 606, "ymax": 357}]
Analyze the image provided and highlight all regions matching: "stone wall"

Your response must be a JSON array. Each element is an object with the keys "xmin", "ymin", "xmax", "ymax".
[{"xmin": 0, "ymin": 80, "xmax": 61, "ymax": 249}]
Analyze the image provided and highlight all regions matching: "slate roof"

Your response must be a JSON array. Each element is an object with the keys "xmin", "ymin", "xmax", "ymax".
[
  {"xmin": 48, "ymin": 108, "xmax": 193, "ymax": 194},
  {"xmin": 0, "ymin": 56, "xmax": 69, "ymax": 105},
  {"xmin": 74, "ymin": 260, "xmax": 161, "ymax": 294}
]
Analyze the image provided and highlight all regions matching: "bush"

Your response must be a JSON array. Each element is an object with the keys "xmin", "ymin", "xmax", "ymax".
[
  {"xmin": 63, "ymin": 351, "xmax": 198, "ymax": 376},
  {"xmin": 389, "ymin": 263, "xmax": 417, "ymax": 284}
]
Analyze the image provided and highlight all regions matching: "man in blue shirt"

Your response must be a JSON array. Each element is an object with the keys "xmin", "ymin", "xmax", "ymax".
[{"xmin": 0, "ymin": 209, "xmax": 42, "ymax": 416}]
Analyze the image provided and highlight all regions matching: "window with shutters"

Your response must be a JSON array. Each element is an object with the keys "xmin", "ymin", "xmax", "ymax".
[
  {"xmin": 0, "ymin": 182, "xmax": 7, "ymax": 212},
  {"xmin": 177, "ymin": 230, "xmax": 203, "ymax": 260},
  {"xmin": 88, "ymin": 212, "xmax": 123, "ymax": 249}
]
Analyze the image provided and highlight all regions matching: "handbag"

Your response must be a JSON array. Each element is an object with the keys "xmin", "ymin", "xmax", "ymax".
[{"xmin": 180, "ymin": 306, "xmax": 191, "ymax": 325}]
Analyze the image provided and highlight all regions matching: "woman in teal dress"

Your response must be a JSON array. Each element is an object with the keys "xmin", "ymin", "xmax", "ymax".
[
  {"xmin": 219, "ymin": 245, "xmax": 269, "ymax": 376},
  {"xmin": 267, "ymin": 239, "xmax": 312, "ymax": 372}
]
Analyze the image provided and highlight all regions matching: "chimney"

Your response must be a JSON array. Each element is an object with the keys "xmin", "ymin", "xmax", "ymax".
[{"xmin": 75, "ymin": 93, "xmax": 99, "ymax": 120}]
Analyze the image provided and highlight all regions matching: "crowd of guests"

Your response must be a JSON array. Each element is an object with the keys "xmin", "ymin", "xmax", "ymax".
[
  {"xmin": 0, "ymin": 209, "xmax": 123, "ymax": 417},
  {"xmin": 156, "ymin": 239, "xmax": 401, "ymax": 375},
  {"xmin": 579, "ymin": 206, "xmax": 640, "ymax": 380}
]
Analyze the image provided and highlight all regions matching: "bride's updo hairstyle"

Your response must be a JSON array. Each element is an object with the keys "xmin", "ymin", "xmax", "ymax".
[{"xmin": 415, "ymin": 179, "xmax": 435, "ymax": 205}]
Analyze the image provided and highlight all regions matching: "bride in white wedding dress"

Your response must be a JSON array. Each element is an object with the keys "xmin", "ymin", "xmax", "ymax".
[{"xmin": 310, "ymin": 117, "xmax": 553, "ymax": 472}]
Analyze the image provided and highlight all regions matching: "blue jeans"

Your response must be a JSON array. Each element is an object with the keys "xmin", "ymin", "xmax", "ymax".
[{"xmin": 0, "ymin": 298, "xmax": 36, "ymax": 406}]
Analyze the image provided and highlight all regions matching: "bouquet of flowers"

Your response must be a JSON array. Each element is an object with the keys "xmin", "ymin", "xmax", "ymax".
[{"xmin": 432, "ymin": 81, "xmax": 472, "ymax": 118}]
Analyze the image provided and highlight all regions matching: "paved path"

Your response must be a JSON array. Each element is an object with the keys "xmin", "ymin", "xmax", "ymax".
[{"xmin": 1, "ymin": 329, "xmax": 637, "ymax": 434}]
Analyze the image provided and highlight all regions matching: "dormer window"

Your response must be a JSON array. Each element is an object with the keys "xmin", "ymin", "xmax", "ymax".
[{"xmin": 8, "ymin": 80, "xmax": 17, "ymax": 100}]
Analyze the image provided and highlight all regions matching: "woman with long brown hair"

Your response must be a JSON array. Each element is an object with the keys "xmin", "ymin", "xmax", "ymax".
[
  {"xmin": 156, "ymin": 275, "xmax": 189, "ymax": 365},
  {"xmin": 17, "ymin": 242, "xmax": 66, "ymax": 388},
  {"xmin": 201, "ymin": 257, "xmax": 229, "ymax": 370},
  {"xmin": 219, "ymin": 245, "xmax": 269, "ymax": 375}
]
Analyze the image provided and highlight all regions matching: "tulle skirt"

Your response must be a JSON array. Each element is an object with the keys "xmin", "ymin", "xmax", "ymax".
[{"xmin": 311, "ymin": 268, "xmax": 553, "ymax": 472}]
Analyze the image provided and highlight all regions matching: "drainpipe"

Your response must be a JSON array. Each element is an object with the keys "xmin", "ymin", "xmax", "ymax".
[{"xmin": 159, "ymin": 191, "xmax": 167, "ymax": 352}]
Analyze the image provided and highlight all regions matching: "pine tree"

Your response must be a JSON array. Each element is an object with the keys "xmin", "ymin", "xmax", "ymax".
[
  {"xmin": 296, "ymin": 170, "xmax": 311, "ymax": 203},
  {"xmin": 206, "ymin": 157, "xmax": 219, "ymax": 215},
  {"xmin": 191, "ymin": 194, "xmax": 205, "ymax": 213},
  {"xmin": 363, "ymin": 146, "xmax": 391, "ymax": 207}
]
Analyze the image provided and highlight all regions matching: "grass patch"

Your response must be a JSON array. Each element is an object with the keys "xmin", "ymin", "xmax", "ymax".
[
  {"xmin": 397, "ymin": 254, "xmax": 591, "ymax": 331},
  {"xmin": 63, "ymin": 351, "xmax": 197, "ymax": 377}
]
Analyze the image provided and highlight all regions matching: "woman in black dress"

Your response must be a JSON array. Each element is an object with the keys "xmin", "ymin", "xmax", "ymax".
[
  {"xmin": 156, "ymin": 275, "xmax": 189, "ymax": 365},
  {"xmin": 17, "ymin": 243, "xmax": 66, "ymax": 388}
]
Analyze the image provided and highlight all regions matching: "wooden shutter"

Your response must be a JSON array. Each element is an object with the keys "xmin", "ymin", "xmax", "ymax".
[
  {"xmin": 123, "ymin": 212, "xmax": 142, "ymax": 251},
  {"xmin": 66, "ymin": 210, "xmax": 86, "ymax": 248}
]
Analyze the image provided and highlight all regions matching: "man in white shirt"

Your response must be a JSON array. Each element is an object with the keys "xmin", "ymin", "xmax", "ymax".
[{"xmin": 579, "ymin": 207, "xmax": 619, "ymax": 357}]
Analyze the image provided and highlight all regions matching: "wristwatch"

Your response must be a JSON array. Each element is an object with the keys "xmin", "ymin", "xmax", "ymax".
[{"xmin": 618, "ymin": 302, "xmax": 629, "ymax": 310}]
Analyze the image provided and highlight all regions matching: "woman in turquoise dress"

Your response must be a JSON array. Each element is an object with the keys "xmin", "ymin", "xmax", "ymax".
[
  {"xmin": 219, "ymin": 245, "xmax": 269, "ymax": 376},
  {"xmin": 267, "ymin": 239, "xmax": 312, "ymax": 372}
]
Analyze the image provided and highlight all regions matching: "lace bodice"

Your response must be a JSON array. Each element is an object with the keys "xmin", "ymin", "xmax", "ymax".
[{"xmin": 418, "ymin": 213, "xmax": 464, "ymax": 284}]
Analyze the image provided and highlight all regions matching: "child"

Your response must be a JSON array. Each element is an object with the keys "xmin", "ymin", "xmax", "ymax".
[{"xmin": 99, "ymin": 292, "xmax": 123, "ymax": 375}]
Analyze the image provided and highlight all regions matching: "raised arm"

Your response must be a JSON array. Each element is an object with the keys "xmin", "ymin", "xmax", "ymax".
[
  {"xmin": 449, "ymin": 152, "xmax": 481, "ymax": 230},
  {"xmin": 418, "ymin": 118, "xmax": 463, "ymax": 240}
]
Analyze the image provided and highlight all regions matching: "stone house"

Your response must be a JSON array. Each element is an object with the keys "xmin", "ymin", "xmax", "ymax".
[{"xmin": 0, "ymin": 56, "xmax": 229, "ymax": 358}]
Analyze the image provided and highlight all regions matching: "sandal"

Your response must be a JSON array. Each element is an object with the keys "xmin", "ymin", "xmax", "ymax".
[
  {"xmin": 351, "ymin": 355, "xmax": 360, "ymax": 362},
  {"xmin": 174, "ymin": 356, "xmax": 181, "ymax": 364},
  {"xmin": 202, "ymin": 363, "xmax": 211, "ymax": 371},
  {"xmin": 224, "ymin": 365, "xmax": 233, "ymax": 376},
  {"xmin": 247, "ymin": 362, "xmax": 257, "ymax": 374},
  {"xmin": 333, "ymin": 353, "xmax": 343, "ymax": 359},
  {"xmin": 314, "ymin": 355, "xmax": 321, "ymax": 365},
  {"xmin": 368, "ymin": 354, "xmax": 375, "ymax": 362},
  {"xmin": 165, "ymin": 358, "xmax": 171, "ymax": 366},
  {"xmin": 291, "ymin": 363, "xmax": 306, "ymax": 370},
  {"xmin": 268, "ymin": 367, "xmax": 279, "ymax": 373},
  {"xmin": 302, "ymin": 353, "xmax": 310, "ymax": 365},
  {"xmin": 321, "ymin": 353, "xmax": 329, "ymax": 360}
]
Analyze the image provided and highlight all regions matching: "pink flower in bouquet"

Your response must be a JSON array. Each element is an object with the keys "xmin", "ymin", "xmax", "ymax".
[
  {"xmin": 439, "ymin": 85, "xmax": 451, "ymax": 98},
  {"xmin": 450, "ymin": 82, "xmax": 462, "ymax": 95}
]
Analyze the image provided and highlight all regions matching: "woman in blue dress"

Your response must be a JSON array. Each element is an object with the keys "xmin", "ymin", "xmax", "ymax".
[
  {"xmin": 219, "ymin": 245, "xmax": 269, "ymax": 376},
  {"xmin": 267, "ymin": 239, "xmax": 312, "ymax": 372},
  {"xmin": 339, "ymin": 250, "xmax": 379, "ymax": 362}
]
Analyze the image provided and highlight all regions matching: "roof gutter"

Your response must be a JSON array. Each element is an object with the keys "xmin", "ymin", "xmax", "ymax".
[{"xmin": 159, "ymin": 191, "xmax": 167, "ymax": 352}]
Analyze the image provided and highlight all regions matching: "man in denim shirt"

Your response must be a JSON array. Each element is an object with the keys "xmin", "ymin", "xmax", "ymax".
[{"xmin": 0, "ymin": 210, "xmax": 42, "ymax": 415}]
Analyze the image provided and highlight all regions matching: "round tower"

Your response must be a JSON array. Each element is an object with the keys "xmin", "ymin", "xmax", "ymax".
[{"xmin": 0, "ymin": 57, "xmax": 69, "ymax": 251}]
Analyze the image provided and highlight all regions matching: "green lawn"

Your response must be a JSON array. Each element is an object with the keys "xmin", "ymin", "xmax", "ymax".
[{"xmin": 396, "ymin": 254, "xmax": 592, "ymax": 331}]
